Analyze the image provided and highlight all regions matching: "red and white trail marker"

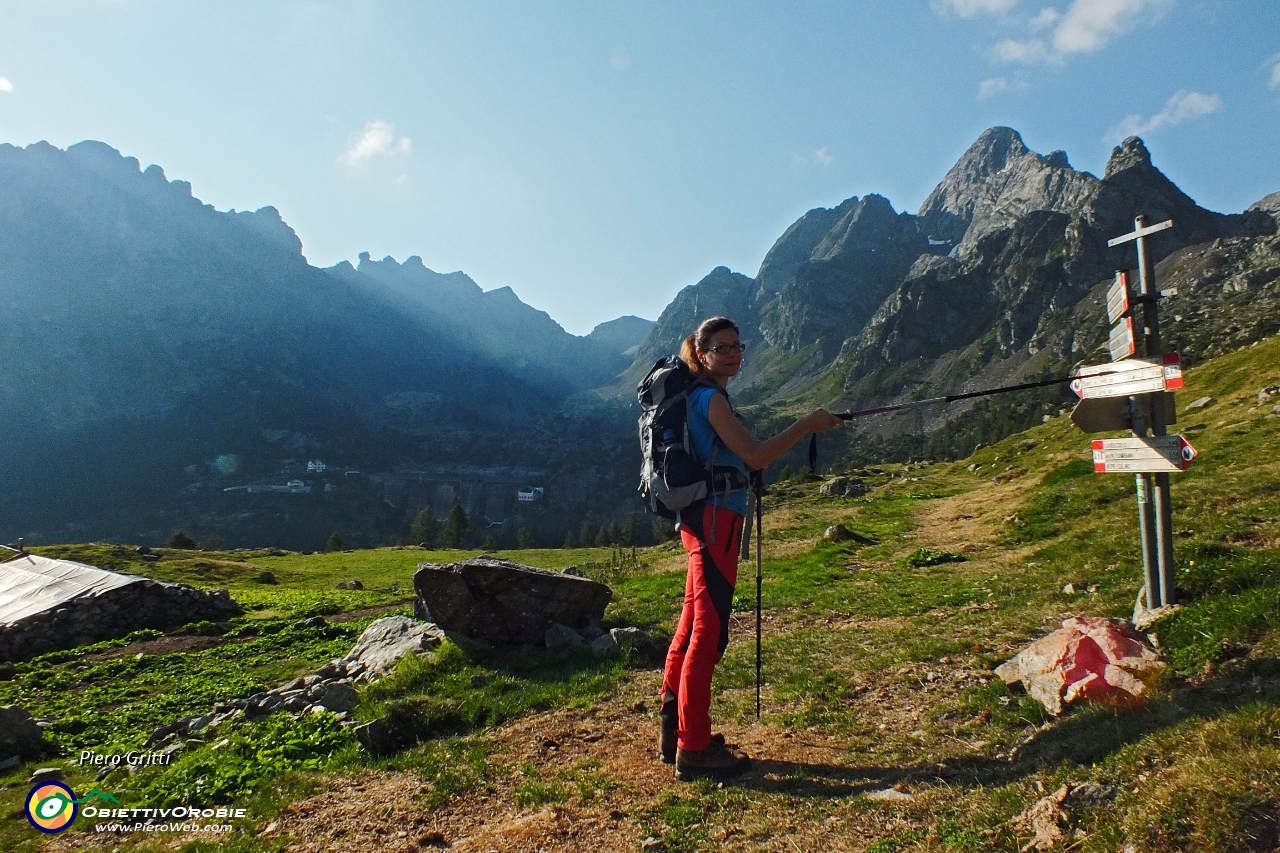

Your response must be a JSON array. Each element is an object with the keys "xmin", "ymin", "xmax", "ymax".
[
  {"xmin": 1092, "ymin": 434, "xmax": 1197, "ymax": 474},
  {"xmin": 1071, "ymin": 353, "xmax": 1182, "ymax": 400}
]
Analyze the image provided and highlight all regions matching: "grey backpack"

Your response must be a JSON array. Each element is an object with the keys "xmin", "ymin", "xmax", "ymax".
[{"xmin": 637, "ymin": 356, "xmax": 748, "ymax": 518}]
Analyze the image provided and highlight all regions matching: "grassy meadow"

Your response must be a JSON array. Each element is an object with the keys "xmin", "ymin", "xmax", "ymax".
[{"xmin": 1, "ymin": 335, "xmax": 1278, "ymax": 852}]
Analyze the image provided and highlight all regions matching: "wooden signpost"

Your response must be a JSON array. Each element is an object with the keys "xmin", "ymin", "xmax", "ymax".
[{"xmin": 1068, "ymin": 216, "xmax": 1188, "ymax": 610}]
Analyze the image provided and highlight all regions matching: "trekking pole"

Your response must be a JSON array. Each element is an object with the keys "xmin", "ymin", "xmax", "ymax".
[
  {"xmin": 753, "ymin": 471, "xmax": 765, "ymax": 720},
  {"xmin": 834, "ymin": 376, "xmax": 1073, "ymax": 421},
  {"xmin": 807, "ymin": 375, "xmax": 1075, "ymax": 466}
]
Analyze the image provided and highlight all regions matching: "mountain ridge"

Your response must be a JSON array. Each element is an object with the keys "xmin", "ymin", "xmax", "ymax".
[{"xmin": 2, "ymin": 129, "xmax": 1277, "ymax": 548}]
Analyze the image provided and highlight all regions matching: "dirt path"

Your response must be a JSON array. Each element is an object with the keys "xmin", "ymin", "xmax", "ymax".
[
  {"xmin": 264, "ymin": 610, "xmax": 1002, "ymax": 853},
  {"xmin": 266, "ymin": 678, "xmax": 901, "ymax": 853},
  {"xmin": 907, "ymin": 477, "xmax": 1029, "ymax": 555},
  {"xmin": 264, "ymin": 482, "xmax": 1026, "ymax": 852}
]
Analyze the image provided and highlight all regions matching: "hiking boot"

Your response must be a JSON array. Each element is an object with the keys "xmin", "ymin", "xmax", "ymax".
[
  {"xmin": 659, "ymin": 698, "xmax": 678, "ymax": 764},
  {"xmin": 674, "ymin": 738, "xmax": 750, "ymax": 781}
]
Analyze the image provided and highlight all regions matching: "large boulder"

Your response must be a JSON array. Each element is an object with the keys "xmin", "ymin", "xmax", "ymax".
[
  {"xmin": 820, "ymin": 476, "xmax": 868, "ymax": 498},
  {"xmin": 413, "ymin": 557, "xmax": 612, "ymax": 645},
  {"xmin": 348, "ymin": 616, "xmax": 446, "ymax": 674},
  {"xmin": 994, "ymin": 617, "xmax": 1163, "ymax": 715},
  {"xmin": 0, "ymin": 705, "xmax": 45, "ymax": 759}
]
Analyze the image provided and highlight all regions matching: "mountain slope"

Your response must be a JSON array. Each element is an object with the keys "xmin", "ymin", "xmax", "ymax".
[
  {"xmin": 0, "ymin": 140, "xmax": 625, "ymax": 546},
  {"xmin": 624, "ymin": 129, "xmax": 1277, "ymax": 432}
]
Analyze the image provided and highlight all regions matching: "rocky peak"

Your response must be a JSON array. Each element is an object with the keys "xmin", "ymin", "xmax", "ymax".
[
  {"xmin": 917, "ymin": 127, "xmax": 1098, "ymax": 250},
  {"xmin": 1249, "ymin": 190, "xmax": 1280, "ymax": 216},
  {"xmin": 233, "ymin": 206, "xmax": 304, "ymax": 257},
  {"xmin": 754, "ymin": 197, "xmax": 858, "ymax": 299},
  {"xmin": 587, "ymin": 315, "xmax": 654, "ymax": 357},
  {"xmin": 1104, "ymin": 136, "xmax": 1153, "ymax": 179},
  {"xmin": 627, "ymin": 266, "xmax": 755, "ymax": 379},
  {"xmin": 811, "ymin": 194, "xmax": 908, "ymax": 261},
  {"xmin": 1086, "ymin": 135, "xmax": 1273, "ymax": 251}
]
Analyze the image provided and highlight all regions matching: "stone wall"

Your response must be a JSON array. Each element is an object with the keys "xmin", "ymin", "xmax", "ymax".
[{"xmin": 0, "ymin": 581, "xmax": 241, "ymax": 662}]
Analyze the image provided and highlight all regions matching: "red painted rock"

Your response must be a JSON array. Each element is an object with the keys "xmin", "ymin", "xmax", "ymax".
[{"xmin": 994, "ymin": 617, "xmax": 1163, "ymax": 715}]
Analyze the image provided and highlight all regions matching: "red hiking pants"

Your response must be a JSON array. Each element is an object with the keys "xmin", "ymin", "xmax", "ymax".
[{"xmin": 661, "ymin": 503, "xmax": 743, "ymax": 751}]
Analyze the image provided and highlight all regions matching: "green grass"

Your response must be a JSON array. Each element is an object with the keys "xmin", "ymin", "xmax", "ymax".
[{"xmin": 3, "ymin": 336, "xmax": 1279, "ymax": 852}]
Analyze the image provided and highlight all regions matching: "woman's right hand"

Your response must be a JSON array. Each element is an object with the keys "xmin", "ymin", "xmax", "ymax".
[{"xmin": 801, "ymin": 408, "xmax": 845, "ymax": 435}]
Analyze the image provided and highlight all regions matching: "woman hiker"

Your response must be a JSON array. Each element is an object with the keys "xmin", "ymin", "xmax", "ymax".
[{"xmin": 660, "ymin": 315, "xmax": 845, "ymax": 780}]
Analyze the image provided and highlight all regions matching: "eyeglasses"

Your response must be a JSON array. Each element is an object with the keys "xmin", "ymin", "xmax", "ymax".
[{"xmin": 702, "ymin": 342, "xmax": 746, "ymax": 355}]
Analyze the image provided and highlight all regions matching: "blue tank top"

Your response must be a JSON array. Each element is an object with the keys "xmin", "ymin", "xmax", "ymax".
[{"xmin": 687, "ymin": 385, "xmax": 748, "ymax": 515}]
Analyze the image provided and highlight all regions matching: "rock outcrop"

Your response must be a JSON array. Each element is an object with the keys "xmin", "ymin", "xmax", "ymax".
[
  {"xmin": 995, "ymin": 617, "xmax": 1163, "ymax": 715},
  {"xmin": 348, "ymin": 615, "xmax": 445, "ymax": 674},
  {"xmin": 413, "ymin": 556, "xmax": 612, "ymax": 645},
  {"xmin": 0, "ymin": 705, "xmax": 45, "ymax": 761}
]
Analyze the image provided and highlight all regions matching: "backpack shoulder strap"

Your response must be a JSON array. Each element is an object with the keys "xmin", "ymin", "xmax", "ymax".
[{"xmin": 686, "ymin": 382, "xmax": 736, "ymax": 456}]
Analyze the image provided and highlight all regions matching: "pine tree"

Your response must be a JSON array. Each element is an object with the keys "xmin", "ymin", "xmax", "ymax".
[
  {"xmin": 517, "ymin": 528, "xmax": 534, "ymax": 549},
  {"xmin": 595, "ymin": 524, "xmax": 614, "ymax": 547},
  {"xmin": 579, "ymin": 521, "xmax": 598, "ymax": 549},
  {"xmin": 411, "ymin": 507, "xmax": 440, "ymax": 547},
  {"xmin": 621, "ymin": 511, "xmax": 642, "ymax": 547},
  {"xmin": 166, "ymin": 530, "xmax": 197, "ymax": 550},
  {"xmin": 441, "ymin": 503, "xmax": 470, "ymax": 549},
  {"xmin": 326, "ymin": 532, "xmax": 345, "ymax": 552},
  {"xmin": 482, "ymin": 532, "xmax": 498, "ymax": 552},
  {"xmin": 562, "ymin": 531, "xmax": 576, "ymax": 549}
]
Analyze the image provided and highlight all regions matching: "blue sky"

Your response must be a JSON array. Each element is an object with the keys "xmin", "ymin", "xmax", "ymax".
[{"xmin": 1, "ymin": 1, "xmax": 1276, "ymax": 334}]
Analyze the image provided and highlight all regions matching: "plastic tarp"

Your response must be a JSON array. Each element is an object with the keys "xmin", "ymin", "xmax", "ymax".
[{"xmin": 0, "ymin": 553, "xmax": 145, "ymax": 627}]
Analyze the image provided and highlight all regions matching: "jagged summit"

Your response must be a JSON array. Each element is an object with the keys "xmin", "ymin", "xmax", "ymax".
[
  {"xmin": 1104, "ymin": 136, "xmax": 1153, "ymax": 178},
  {"xmin": 624, "ymin": 124, "xmax": 1276, "ymax": 420},
  {"xmin": 325, "ymin": 252, "xmax": 627, "ymax": 391},
  {"xmin": 1250, "ymin": 190, "xmax": 1280, "ymax": 214},
  {"xmin": 916, "ymin": 126, "xmax": 1096, "ymax": 251}
]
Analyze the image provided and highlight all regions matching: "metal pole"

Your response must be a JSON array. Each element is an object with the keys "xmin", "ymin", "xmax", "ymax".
[
  {"xmin": 1134, "ymin": 215, "xmax": 1177, "ymax": 605},
  {"xmin": 754, "ymin": 476, "xmax": 764, "ymax": 720},
  {"xmin": 1135, "ymin": 474, "xmax": 1161, "ymax": 609}
]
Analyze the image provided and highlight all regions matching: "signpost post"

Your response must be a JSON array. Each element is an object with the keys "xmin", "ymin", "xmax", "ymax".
[
  {"xmin": 1069, "ymin": 216, "xmax": 1189, "ymax": 611},
  {"xmin": 1108, "ymin": 216, "xmax": 1178, "ymax": 606}
]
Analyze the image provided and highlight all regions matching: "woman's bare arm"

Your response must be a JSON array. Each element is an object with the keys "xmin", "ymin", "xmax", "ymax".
[{"xmin": 706, "ymin": 393, "xmax": 843, "ymax": 471}]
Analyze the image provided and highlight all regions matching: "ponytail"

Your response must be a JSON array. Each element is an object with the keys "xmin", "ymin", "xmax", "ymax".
[{"xmin": 680, "ymin": 334, "xmax": 706, "ymax": 376}]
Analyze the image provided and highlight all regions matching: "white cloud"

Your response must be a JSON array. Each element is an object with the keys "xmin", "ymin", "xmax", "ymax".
[
  {"xmin": 0, "ymin": 78, "xmax": 12, "ymax": 93},
  {"xmin": 993, "ymin": 0, "xmax": 1172, "ymax": 64},
  {"xmin": 931, "ymin": 0, "xmax": 1018, "ymax": 17},
  {"xmin": 993, "ymin": 38, "xmax": 1048, "ymax": 63},
  {"xmin": 792, "ymin": 147, "xmax": 834, "ymax": 167},
  {"xmin": 1053, "ymin": 0, "xmax": 1169, "ymax": 54},
  {"xmin": 1030, "ymin": 7, "xmax": 1060, "ymax": 30},
  {"xmin": 1268, "ymin": 53, "xmax": 1280, "ymax": 90},
  {"xmin": 341, "ymin": 120, "xmax": 411, "ymax": 166},
  {"xmin": 1108, "ymin": 89, "xmax": 1222, "ymax": 140},
  {"xmin": 978, "ymin": 75, "xmax": 1030, "ymax": 99}
]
